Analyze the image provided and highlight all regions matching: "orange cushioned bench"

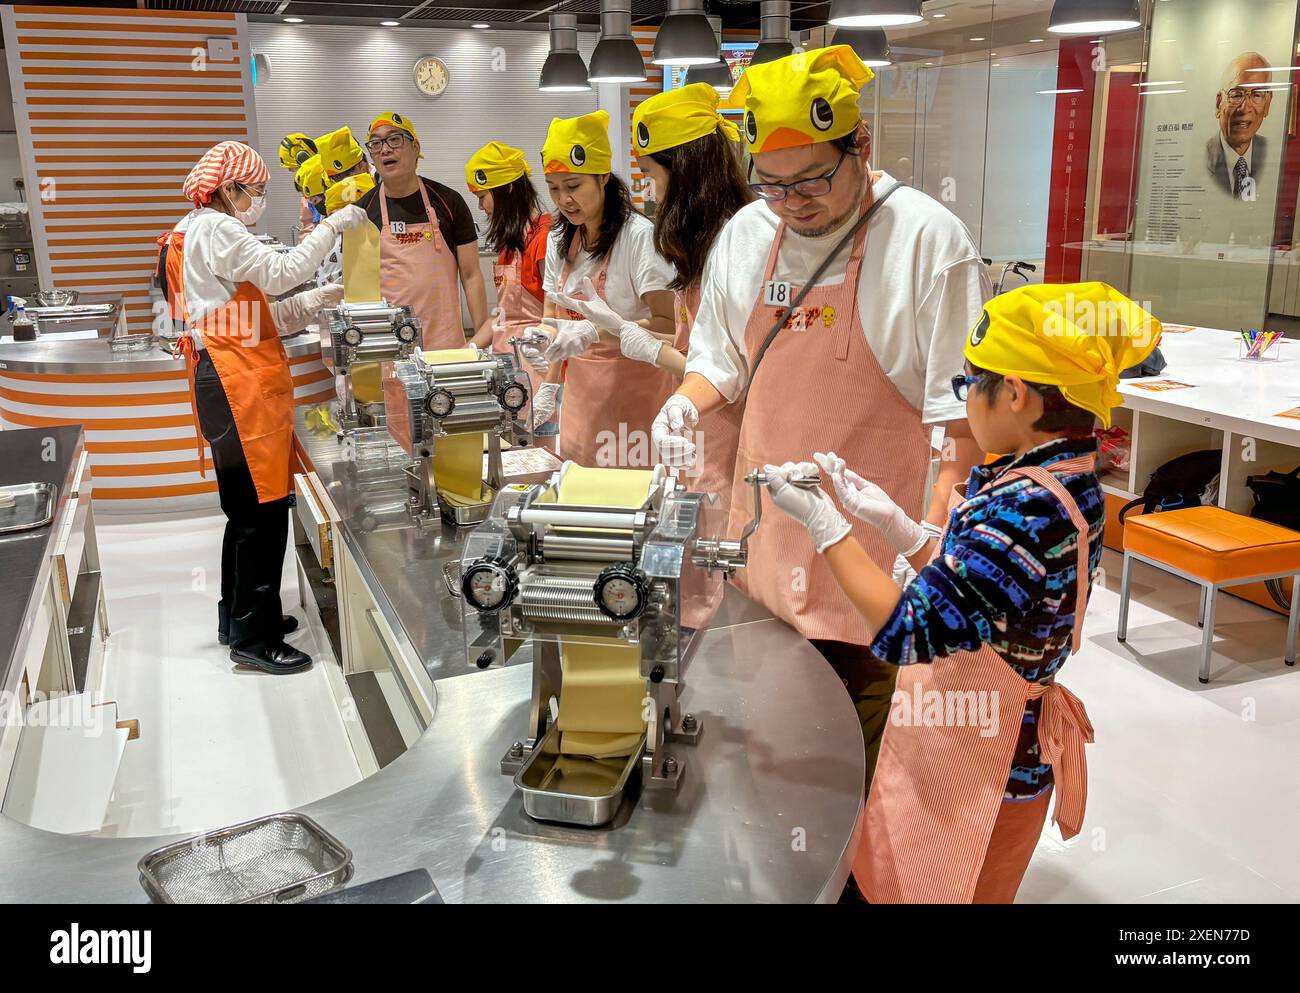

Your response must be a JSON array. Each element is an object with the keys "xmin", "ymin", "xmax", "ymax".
[{"xmin": 1118, "ymin": 507, "xmax": 1300, "ymax": 684}]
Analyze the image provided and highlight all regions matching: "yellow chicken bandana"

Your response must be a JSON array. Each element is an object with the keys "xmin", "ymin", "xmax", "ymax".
[
  {"xmin": 725, "ymin": 46, "xmax": 874, "ymax": 153},
  {"xmin": 466, "ymin": 142, "xmax": 531, "ymax": 192},
  {"xmin": 324, "ymin": 172, "xmax": 375, "ymax": 214},
  {"xmin": 294, "ymin": 154, "xmax": 329, "ymax": 198},
  {"xmin": 542, "ymin": 110, "xmax": 613, "ymax": 174},
  {"xmin": 369, "ymin": 111, "xmax": 418, "ymax": 143},
  {"xmin": 963, "ymin": 282, "xmax": 1163, "ymax": 428},
  {"xmin": 317, "ymin": 126, "xmax": 365, "ymax": 179},
  {"xmin": 632, "ymin": 83, "xmax": 739, "ymax": 156},
  {"xmin": 279, "ymin": 133, "xmax": 317, "ymax": 171}
]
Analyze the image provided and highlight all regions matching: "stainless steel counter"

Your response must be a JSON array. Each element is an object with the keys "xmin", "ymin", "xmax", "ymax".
[
  {"xmin": 0, "ymin": 409, "xmax": 865, "ymax": 903},
  {"xmin": 0, "ymin": 328, "xmax": 323, "ymax": 376},
  {"xmin": 0, "ymin": 425, "xmax": 83, "ymax": 713}
]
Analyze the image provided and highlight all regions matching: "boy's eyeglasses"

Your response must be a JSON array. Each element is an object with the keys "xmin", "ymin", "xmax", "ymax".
[
  {"xmin": 951, "ymin": 374, "xmax": 981, "ymax": 402},
  {"xmin": 749, "ymin": 149, "xmax": 849, "ymax": 202},
  {"xmin": 364, "ymin": 133, "xmax": 410, "ymax": 153}
]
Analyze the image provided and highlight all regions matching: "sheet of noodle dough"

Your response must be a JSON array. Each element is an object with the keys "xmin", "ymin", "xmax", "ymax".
[
  {"xmin": 351, "ymin": 361, "xmax": 382, "ymax": 405},
  {"xmin": 342, "ymin": 222, "xmax": 382, "ymax": 303},
  {"xmin": 552, "ymin": 466, "xmax": 657, "ymax": 759},
  {"xmin": 424, "ymin": 348, "xmax": 486, "ymax": 504}
]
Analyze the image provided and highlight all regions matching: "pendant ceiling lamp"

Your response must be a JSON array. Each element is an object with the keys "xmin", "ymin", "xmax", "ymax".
[
  {"xmin": 751, "ymin": 0, "xmax": 794, "ymax": 66},
  {"xmin": 833, "ymin": 26, "xmax": 892, "ymax": 67},
  {"xmin": 685, "ymin": 16, "xmax": 733, "ymax": 90},
  {"xmin": 1048, "ymin": 0, "xmax": 1141, "ymax": 35},
  {"xmin": 588, "ymin": 0, "xmax": 647, "ymax": 83},
  {"xmin": 653, "ymin": 0, "xmax": 722, "ymax": 67},
  {"xmin": 539, "ymin": 13, "xmax": 591, "ymax": 92},
  {"xmin": 828, "ymin": 0, "xmax": 923, "ymax": 28}
]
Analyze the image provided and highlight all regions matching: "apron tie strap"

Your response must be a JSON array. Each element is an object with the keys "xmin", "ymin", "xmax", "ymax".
[
  {"xmin": 1029, "ymin": 680, "xmax": 1094, "ymax": 839},
  {"xmin": 175, "ymin": 335, "xmax": 206, "ymax": 478}
]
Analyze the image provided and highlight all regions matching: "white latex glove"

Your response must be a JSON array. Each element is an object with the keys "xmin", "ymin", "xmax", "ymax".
[
  {"xmin": 545, "ymin": 318, "xmax": 599, "ymax": 363},
  {"xmin": 532, "ymin": 382, "xmax": 559, "ymax": 428},
  {"xmin": 619, "ymin": 324, "xmax": 664, "ymax": 366},
  {"xmin": 324, "ymin": 204, "xmax": 368, "ymax": 235},
  {"xmin": 311, "ymin": 283, "xmax": 345, "ymax": 309},
  {"xmin": 814, "ymin": 451, "xmax": 928, "ymax": 556},
  {"xmin": 519, "ymin": 325, "xmax": 553, "ymax": 374},
  {"xmin": 652, "ymin": 394, "xmax": 699, "ymax": 468},
  {"xmin": 765, "ymin": 461, "xmax": 852, "ymax": 554},
  {"xmin": 551, "ymin": 277, "xmax": 623, "ymax": 334}
]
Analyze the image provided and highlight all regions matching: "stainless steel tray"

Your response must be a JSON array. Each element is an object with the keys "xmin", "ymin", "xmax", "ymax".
[
  {"xmin": 137, "ymin": 813, "xmax": 353, "ymax": 904},
  {"xmin": 108, "ymin": 332, "xmax": 156, "ymax": 353},
  {"xmin": 514, "ymin": 725, "xmax": 644, "ymax": 827},
  {"xmin": 0, "ymin": 482, "xmax": 57, "ymax": 535}
]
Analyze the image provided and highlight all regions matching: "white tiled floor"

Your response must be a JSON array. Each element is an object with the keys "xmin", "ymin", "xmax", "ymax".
[
  {"xmin": 89, "ymin": 511, "xmax": 1300, "ymax": 901},
  {"xmin": 95, "ymin": 510, "xmax": 361, "ymax": 838},
  {"xmin": 1019, "ymin": 550, "xmax": 1300, "ymax": 903}
]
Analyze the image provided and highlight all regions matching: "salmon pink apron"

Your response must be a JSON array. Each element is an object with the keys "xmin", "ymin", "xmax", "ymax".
[
  {"xmin": 171, "ymin": 235, "xmax": 295, "ymax": 504},
  {"xmin": 673, "ymin": 282, "xmax": 743, "ymax": 510},
  {"xmin": 855, "ymin": 458, "xmax": 1097, "ymax": 903},
  {"xmin": 555, "ymin": 246, "xmax": 673, "ymax": 469},
  {"xmin": 728, "ymin": 185, "xmax": 931, "ymax": 643},
  {"xmin": 378, "ymin": 180, "xmax": 463, "ymax": 350},
  {"xmin": 493, "ymin": 217, "xmax": 548, "ymax": 403}
]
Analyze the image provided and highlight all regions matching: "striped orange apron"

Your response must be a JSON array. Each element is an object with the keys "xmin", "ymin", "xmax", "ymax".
[
  {"xmin": 856, "ymin": 459, "xmax": 1097, "ymax": 903},
  {"xmin": 672, "ymin": 281, "xmax": 744, "ymax": 510},
  {"xmin": 728, "ymin": 186, "xmax": 931, "ymax": 643},
  {"xmin": 555, "ymin": 248, "xmax": 673, "ymax": 469}
]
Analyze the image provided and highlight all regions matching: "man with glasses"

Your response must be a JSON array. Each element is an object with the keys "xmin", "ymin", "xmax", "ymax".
[
  {"xmin": 354, "ymin": 111, "xmax": 489, "ymax": 348},
  {"xmin": 652, "ymin": 46, "xmax": 989, "ymax": 797},
  {"xmin": 1207, "ymin": 52, "xmax": 1274, "ymax": 200},
  {"xmin": 655, "ymin": 48, "xmax": 987, "ymax": 800}
]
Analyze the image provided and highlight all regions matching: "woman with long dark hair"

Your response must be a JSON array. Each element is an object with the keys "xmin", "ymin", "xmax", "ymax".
[
  {"xmin": 554, "ymin": 85, "xmax": 754, "ymax": 502},
  {"xmin": 523, "ymin": 110, "xmax": 676, "ymax": 469},
  {"xmin": 465, "ymin": 143, "xmax": 552, "ymax": 433}
]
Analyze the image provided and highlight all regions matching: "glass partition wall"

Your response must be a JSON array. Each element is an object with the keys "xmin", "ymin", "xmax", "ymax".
[{"xmin": 817, "ymin": 0, "xmax": 1300, "ymax": 332}]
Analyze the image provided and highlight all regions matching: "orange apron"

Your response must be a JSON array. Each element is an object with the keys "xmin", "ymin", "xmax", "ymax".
[
  {"xmin": 728, "ymin": 185, "xmax": 931, "ymax": 643},
  {"xmin": 169, "ymin": 229, "xmax": 295, "ymax": 504},
  {"xmin": 378, "ymin": 180, "xmax": 463, "ymax": 350},
  {"xmin": 555, "ymin": 248, "xmax": 673, "ymax": 469},
  {"xmin": 673, "ymin": 282, "xmax": 743, "ymax": 510},
  {"xmin": 855, "ymin": 458, "xmax": 1097, "ymax": 903},
  {"xmin": 155, "ymin": 229, "xmax": 187, "ymax": 332},
  {"xmin": 493, "ymin": 217, "xmax": 548, "ymax": 404}
]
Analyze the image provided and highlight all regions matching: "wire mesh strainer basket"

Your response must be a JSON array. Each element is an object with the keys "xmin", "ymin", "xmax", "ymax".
[{"xmin": 138, "ymin": 813, "xmax": 353, "ymax": 904}]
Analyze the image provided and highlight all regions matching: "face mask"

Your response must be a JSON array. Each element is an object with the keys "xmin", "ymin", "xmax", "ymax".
[{"xmin": 234, "ymin": 194, "xmax": 267, "ymax": 226}]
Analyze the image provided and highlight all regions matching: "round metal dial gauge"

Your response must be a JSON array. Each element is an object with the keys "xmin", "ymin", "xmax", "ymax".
[
  {"xmin": 394, "ymin": 320, "xmax": 419, "ymax": 344},
  {"xmin": 499, "ymin": 381, "xmax": 528, "ymax": 412},
  {"xmin": 341, "ymin": 325, "xmax": 364, "ymax": 347},
  {"xmin": 593, "ymin": 563, "xmax": 649, "ymax": 621},
  {"xmin": 462, "ymin": 557, "xmax": 517, "ymax": 612},
  {"xmin": 424, "ymin": 387, "xmax": 456, "ymax": 418}
]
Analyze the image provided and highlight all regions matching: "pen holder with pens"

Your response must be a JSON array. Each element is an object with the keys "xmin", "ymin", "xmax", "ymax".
[{"xmin": 1238, "ymin": 329, "xmax": 1286, "ymax": 361}]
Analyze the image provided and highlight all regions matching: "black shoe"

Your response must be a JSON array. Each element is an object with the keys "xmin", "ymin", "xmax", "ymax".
[
  {"xmin": 230, "ymin": 642, "xmax": 313, "ymax": 674},
  {"xmin": 219, "ymin": 615, "xmax": 299, "ymax": 646}
]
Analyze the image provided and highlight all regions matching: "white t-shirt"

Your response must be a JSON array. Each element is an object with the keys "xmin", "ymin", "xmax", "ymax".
[
  {"xmin": 179, "ymin": 207, "xmax": 337, "ymax": 345},
  {"xmin": 543, "ymin": 211, "xmax": 675, "ymax": 322},
  {"xmin": 685, "ymin": 171, "xmax": 992, "ymax": 425}
]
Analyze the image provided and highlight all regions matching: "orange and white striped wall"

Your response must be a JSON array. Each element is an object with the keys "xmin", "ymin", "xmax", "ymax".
[{"xmin": 0, "ymin": 346, "xmax": 334, "ymax": 513}]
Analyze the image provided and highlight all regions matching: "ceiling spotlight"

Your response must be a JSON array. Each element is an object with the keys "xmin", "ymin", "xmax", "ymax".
[
  {"xmin": 1048, "ymin": 0, "xmax": 1141, "ymax": 35},
  {"xmin": 653, "ymin": 0, "xmax": 721, "ymax": 67},
  {"xmin": 284, "ymin": 16, "xmax": 304, "ymax": 23},
  {"xmin": 588, "ymin": 0, "xmax": 647, "ymax": 83},
  {"xmin": 539, "ymin": 13, "xmax": 591, "ymax": 92},
  {"xmin": 751, "ymin": 0, "xmax": 795, "ymax": 65},
  {"xmin": 472, "ymin": 23, "xmax": 490, "ymax": 29},
  {"xmin": 829, "ymin": 0, "xmax": 924, "ymax": 27},
  {"xmin": 685, "ymin": 16, "xmax": 733, "ymax": 90},
  {"xmin": 833, "ymin": 27, "xmax": 892, "ymax": 67}
]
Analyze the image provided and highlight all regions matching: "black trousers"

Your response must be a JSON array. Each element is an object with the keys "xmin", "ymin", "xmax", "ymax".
[
  {"xmin": 812, "ymin": 639, "xmax": 899, "ymax": 798},
  {"xmin": 194, "ymin": 351, "xmax": 290, "ymax": 651}
]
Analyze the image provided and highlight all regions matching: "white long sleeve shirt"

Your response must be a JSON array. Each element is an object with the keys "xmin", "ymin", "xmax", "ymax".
[
  {"xmin": 178, "ymin": 207, "xmax": 338, "ymax": 346},
  {"xmin": 685, "ymin": 171, "xmax": 992, "ymax": 425},
  {"xmin": 543, "ymin": 211, "xmax": 675, "ymax": 322}
]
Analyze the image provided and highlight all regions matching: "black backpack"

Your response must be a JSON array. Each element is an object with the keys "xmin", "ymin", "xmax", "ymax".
[
  {"xmin": 1118, "ymin": 449, "xmax": 1222, "ymax": 524},
  {"xmin": 1246, "ymin": 467, "xmax": 1300, "ymax": 610}
]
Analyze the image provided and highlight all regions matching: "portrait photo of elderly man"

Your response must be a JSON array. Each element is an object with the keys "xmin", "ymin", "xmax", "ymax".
[{"xmin": 1206, "ymin": 51, "xmax": 1275, "ymax": 200}]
